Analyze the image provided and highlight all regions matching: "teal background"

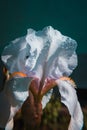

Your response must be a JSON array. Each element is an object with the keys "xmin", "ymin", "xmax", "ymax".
[
  {"xmin": 0, "ymin": 0, "xmax": 87, "ymax": 88},
  {"xmin": 0, "ymin": 0, "xmax": 87, "ymax": 54}
]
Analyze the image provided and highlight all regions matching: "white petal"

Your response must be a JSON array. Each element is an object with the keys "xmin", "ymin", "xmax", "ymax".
[
  {"xmin": 1, "ymin": 36, "xmax": 27, "ymax": 73},
  {"xmin": 1, "ymin": 26, "xmax": 77, "ymax": 80},
  {"xmin": 55, "ymin": 79, "xmax": 83, "ymax": 130},
  {"xmin": 5, "ymin": 118, "xmax": 13, "ymax": 130},
  {"xmin": 1, "ymin": 55, "xmax": 12, "ymax": 63},
  {"xmin": 0, "ymin": 77, "xmax": 32, "ymax": 129},
  {"xmin": 5, "ymin": 77, "xmax": 32, "ymax": 107},
  {"xmin": 42, "ymin": 89, "xmax": 53, "ymax": 109}
]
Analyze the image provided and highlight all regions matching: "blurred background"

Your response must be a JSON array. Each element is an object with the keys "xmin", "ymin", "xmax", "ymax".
[
  {"xmin": 0, "ymin": 0, "xmax": 87, "ymax": 53},
  {"xmin": 0, "ymin": 0, "xmax": 87, "ymax": 88},
  {"xmin": 0, "ymin": 0, "xmax": 87, "ymax": 129}
]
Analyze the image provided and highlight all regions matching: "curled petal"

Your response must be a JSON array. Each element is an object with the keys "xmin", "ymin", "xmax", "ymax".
[
  {"xmin": 1, "ymin": 26, "xmax": 77, "ymax": 80},
  {"xmin": 55, "ymin": 79, "xmax": 83, "ymax": 130}
]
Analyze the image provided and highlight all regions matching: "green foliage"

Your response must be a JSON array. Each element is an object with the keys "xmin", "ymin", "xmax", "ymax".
[
  {"xmin": 42, "ymin": 95, "xmax": 61, "ymax": 125},
  {"xmin": 41, "ymin": 95, "xmax": 70, "ymax": 130},
  {"xmin": 41, "ymin": 95, "xmax": 87, "ymax": 130}
]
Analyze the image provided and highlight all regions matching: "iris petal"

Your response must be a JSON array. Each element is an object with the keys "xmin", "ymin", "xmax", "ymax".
[
  {"xmin": 1, "ymin": 26, "xmax": 77, "ymax": 80},
  {"xmin": 0, "ymin": 77, "xmax": 32, "ymax": 129},
  {"xmin": 56, "ymin": 79, "xmax": 83, "ymax": 130}
]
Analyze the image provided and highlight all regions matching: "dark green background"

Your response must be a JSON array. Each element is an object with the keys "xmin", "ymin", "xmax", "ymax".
[
  {"xmin": 0, "ymin": 0, "xmax": 87, "ymax": 88},
  {"xmin": 0, "ymin": 0, "xmax": 87, "ymax": 54}
]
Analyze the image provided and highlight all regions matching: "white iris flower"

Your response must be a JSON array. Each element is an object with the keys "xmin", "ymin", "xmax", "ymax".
[{"xmin": 0, "ymin": 26, "xmax": 83, "ymax": 130}]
